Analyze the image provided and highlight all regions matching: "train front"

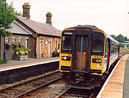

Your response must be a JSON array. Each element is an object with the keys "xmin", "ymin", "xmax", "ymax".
[{"xmin": 59, "ymin": 27, "xmax": 105, "ymax": 89}]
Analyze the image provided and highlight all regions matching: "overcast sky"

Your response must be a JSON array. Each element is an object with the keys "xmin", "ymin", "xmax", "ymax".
[{"xmin": 7, "ymin": 0, "xmax": 129, "ymax": 38}]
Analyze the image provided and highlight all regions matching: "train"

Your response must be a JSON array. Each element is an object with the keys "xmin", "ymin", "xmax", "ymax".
[{"xmin": 59, "ymin": 25, "xmax": 120, "ymax": 89}]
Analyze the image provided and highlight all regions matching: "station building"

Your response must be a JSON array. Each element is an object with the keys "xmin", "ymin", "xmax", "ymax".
[
  {"xmin": 122, "ymin": 40, "xmax": 129, "ymax": 48},
  {"xmin": 0, "ymin": 2, "xmax": 61, "ymax": 60}
]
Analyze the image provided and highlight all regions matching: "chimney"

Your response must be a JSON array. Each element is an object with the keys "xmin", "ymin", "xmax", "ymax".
[
  {"xmin": 46, "ymin": 12, "xmax": 52, "ymax": 25},
  {"xmin": 22, "ymin": 2, "xmax": 30, "ymax": 19}
]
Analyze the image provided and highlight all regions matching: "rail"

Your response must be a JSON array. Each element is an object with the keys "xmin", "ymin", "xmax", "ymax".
[{"xmin": 0, "ymin": 70, "xmax": 61, "ymax": 98}]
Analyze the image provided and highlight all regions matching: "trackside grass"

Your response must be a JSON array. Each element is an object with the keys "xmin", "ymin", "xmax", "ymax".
[{"xmin": 120, "ymin": 48, "xmax": 129, "ymax": 53}]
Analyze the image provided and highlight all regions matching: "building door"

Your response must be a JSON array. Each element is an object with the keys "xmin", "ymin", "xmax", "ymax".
[
  {"xmin": 75, "ymin": 35, "xmax": 88, "ymax": 72},
  {"xmin": 48, "ymin": 42, "xmax": 51, "ymax": 57},
  {"xmin": 40, "ymin": 40, "xmax": 44, "ymax": 58}
]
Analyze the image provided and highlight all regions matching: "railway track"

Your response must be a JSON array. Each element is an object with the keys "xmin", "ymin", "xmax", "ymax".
[
  {"xmin": 0, "ymin": 70, "xmax": 61, "ymax": 98},
  {"xmin": 55, "ymin": 52, "xmax": 129, "ymax": 98},
  {"xmin": 55, "ymin": 87, "xmax": 99, "ymax": 98}
]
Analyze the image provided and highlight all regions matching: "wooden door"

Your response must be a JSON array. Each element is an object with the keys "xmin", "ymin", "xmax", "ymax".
[{"xmin": 75, "ymin": 35, "xmax": 88, "ymax": 71}]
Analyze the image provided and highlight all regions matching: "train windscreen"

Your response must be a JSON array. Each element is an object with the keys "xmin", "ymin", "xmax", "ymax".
[
  {"xmin": 92, "ymin": 32, "xmax": 104, "ymax": 55},
  {"xmin": 61, "ymin": 31, "xmax": 72, "ymax": 53}
]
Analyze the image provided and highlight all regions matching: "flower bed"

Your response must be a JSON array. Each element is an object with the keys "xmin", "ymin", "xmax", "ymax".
[{"xmin": 15, "ymin": 47, "xmax": 30, "ymax": 61}]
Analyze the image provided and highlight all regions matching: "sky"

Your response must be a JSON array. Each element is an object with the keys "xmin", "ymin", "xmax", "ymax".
[{"xmin": 7, "ymin": 0, "xmax": 129, "ymax": 38}]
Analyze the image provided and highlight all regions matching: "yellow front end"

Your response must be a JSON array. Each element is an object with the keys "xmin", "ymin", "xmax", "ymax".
[
  {"xmin": 90, "ymin": 55, "xmax": 104, "ymax": 75},
  {"xmin": 59, "ymin": 53, "xmax": 72, "ymax": 72}
]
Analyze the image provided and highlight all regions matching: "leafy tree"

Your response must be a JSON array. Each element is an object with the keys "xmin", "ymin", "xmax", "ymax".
[
  {"xmin": 0, "ymin": 1, "xmax": 16, "ymax": 59},
  {"xmin": 124, "ymin": 36, "xmax": 128, "ymax": 41},
  {"xmin": 116, "ymin": 34, "xmax": 125, "ymax": 42},
  {"xmin": 111, "ymin": 34, "xmax": 128, "ymax": 43},
  {"xmin": 0, "ymin": 1, "xmax": 16, "ymax": 36},
  {"xmin": 127, "ymin": 44, "xmax": 129, "ymax": 48}
]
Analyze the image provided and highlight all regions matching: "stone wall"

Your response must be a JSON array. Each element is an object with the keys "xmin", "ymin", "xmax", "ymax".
[
  {"xmin": 36, "ymin": 35, "xmax": 60, "ymax": 58},
  {"xmin": 5, "ymin": 34, "xmax": 35, "ymax": 60}
]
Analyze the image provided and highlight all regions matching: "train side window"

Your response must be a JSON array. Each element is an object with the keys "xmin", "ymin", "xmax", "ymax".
[
  {"xmin": 110, "ymin": 41, "xmax": 117, "ymax": 55},
  {"xmin": 104, "ymin": 38, "xmax": 108, "ymax": 58}
]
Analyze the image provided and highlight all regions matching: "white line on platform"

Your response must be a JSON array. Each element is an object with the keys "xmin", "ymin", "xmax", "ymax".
[{"xmin": 0, "ymin": 59, "xmax": 59, "ymax": 72}]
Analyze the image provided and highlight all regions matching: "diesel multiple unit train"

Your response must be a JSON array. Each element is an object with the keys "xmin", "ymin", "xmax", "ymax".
[{"xmin": 59, "ymin": 25, "xmax": 120, "ymax": 89}]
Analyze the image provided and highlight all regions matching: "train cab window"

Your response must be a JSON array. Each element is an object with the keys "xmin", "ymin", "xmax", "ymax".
[
  {"xmin": 61, "ymin": 32, "xmax": 72, "ymax": 53},
  {"xmin": 92, "ymin": 32, "xmax": 104, "ymax": 55}
]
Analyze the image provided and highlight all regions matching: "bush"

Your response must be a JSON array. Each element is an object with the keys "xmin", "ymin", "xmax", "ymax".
[
  {"xmin": 12, "ymin": 42, "xmax": 17, "ymax": 48},
  {"xmin": 0, "ymin": 58, "xmax": 7, "ymax": 65},
  {"xmin": 16, "ymin": 48, "xmax": 24, "ymax": 55},
  {"xmin": 16, "ymin": 48, "xmax": 30, "ymax": 55}
]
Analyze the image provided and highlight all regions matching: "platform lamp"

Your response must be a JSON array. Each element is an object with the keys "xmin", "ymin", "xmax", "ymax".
[{"xmin": 3, "ymin": 0, "xmax": 6, "ymax": 60}]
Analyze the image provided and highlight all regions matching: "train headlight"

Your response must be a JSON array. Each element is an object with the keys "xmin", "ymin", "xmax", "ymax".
[
  {"xmin": 92, "ymin": 58, "xmax": 102, "ymax": 63},
  {"xmin": 62, "ymin": 56, "xmax": 71, "ymax": 61}
]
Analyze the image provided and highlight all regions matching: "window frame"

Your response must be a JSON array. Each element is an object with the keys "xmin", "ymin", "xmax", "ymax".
[
  {"xmin": 91, "ymin": 32, "xmax": 105, "ymax": 56},
  {"xmin": 61, "ymin": 31, "xmax": 73, "ymax": 53}
]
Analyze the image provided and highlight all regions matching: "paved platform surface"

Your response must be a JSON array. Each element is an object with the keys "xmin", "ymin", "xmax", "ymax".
[
  {"xmin": 97, "ymin": 54, "xmax": 129, "ymax": 98},
  {"xmin": 0, "ymin": 57, "xmax": 59, "ymax": 71}
]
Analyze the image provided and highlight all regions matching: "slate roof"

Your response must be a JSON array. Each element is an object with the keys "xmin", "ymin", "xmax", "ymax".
[
  {"xmin": 7, "ymin": 21, "xmax": 32, "ymax": 35},
  {"xmin": 17, "ymin": 16, "xmax": 61, "ymax": 37}
]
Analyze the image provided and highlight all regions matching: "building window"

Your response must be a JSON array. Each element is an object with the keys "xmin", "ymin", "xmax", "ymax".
[
  {"xmin": 55, "ymin": 41, "xmax": 57, "ymax": 49},
  {"xmin": 18, "ymin": 37, "xmax": 22, "ymax": 42},
  {"xmin": 25, "ymin": 39, "xmax": 28, "ymax": 49},
  {"xmin": 40, "ymin": 40, "xmax": 44, "ymax": 54},
  {"xmin": 58, "ymin": 43, "xmax": 60, "ymax": 49},
  {"xmin": 48, "ymin": 38, "xmax": 51, "ymax": 43},
  {"xmin": 12, "ymin": 37, "xmax": 16, "ymax": 42}
]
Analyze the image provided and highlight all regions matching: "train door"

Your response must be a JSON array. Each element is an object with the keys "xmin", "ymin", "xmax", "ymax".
[{"xmin": 75, "ymin": 35, "xmax": 88, "ymax": 72}]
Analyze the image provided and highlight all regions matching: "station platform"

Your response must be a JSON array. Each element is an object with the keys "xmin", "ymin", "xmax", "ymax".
[
  {"xmin": 97, "ymin": 54, "xmax": 129, "ymax": 98},
  {"xmin": 0, "ymin": 57, "xmax": 59, "ymax": 72}
]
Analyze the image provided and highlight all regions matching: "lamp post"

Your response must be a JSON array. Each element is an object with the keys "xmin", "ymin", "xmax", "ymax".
[{"xmin": 3, "ymin": 0, "xmax": 6, "ymax": 59}]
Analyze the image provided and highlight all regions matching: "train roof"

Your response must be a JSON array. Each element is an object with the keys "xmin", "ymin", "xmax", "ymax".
[
  {"xmin": 66, "ymin": 25, "xmax": 104, "ymax": 32},
  {"xmin": 107, "ymin": 35, "xmax": 120, "ymax": 45},
  {"xmin": 64, "ymin": 25, "xmax": 120, "ymax": 45},
  {"xmin": 65, "ymin": 25, "xmax": 107, "ymax": 36}
]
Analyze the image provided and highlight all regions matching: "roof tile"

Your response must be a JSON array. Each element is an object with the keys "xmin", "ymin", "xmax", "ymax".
[{"xmin": 17, "ymin": 16, "xmax": 61, "ymax": 37}]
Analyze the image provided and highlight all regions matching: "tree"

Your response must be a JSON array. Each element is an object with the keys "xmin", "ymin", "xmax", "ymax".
[
  {"xmin": 127, "ymin": 44, "xmax": 129, "ymax": 48},
  {"xmin": 116, "ymin": 34, "xmax": 125, "ymax": 42},
  {"xmin": 111, "ymin": 34, "xmax": 128, "ymax": 43},
  {"xmin": 0, "ymin": 1, "xmax": 16, "ymax": 59},
  {"xmin": 0, "ymin": 1, "xmax": 16, "ymax": 36},
  {"xmin": 124, "ymin": 36, "xmax": 128, "ymax": 41}
]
